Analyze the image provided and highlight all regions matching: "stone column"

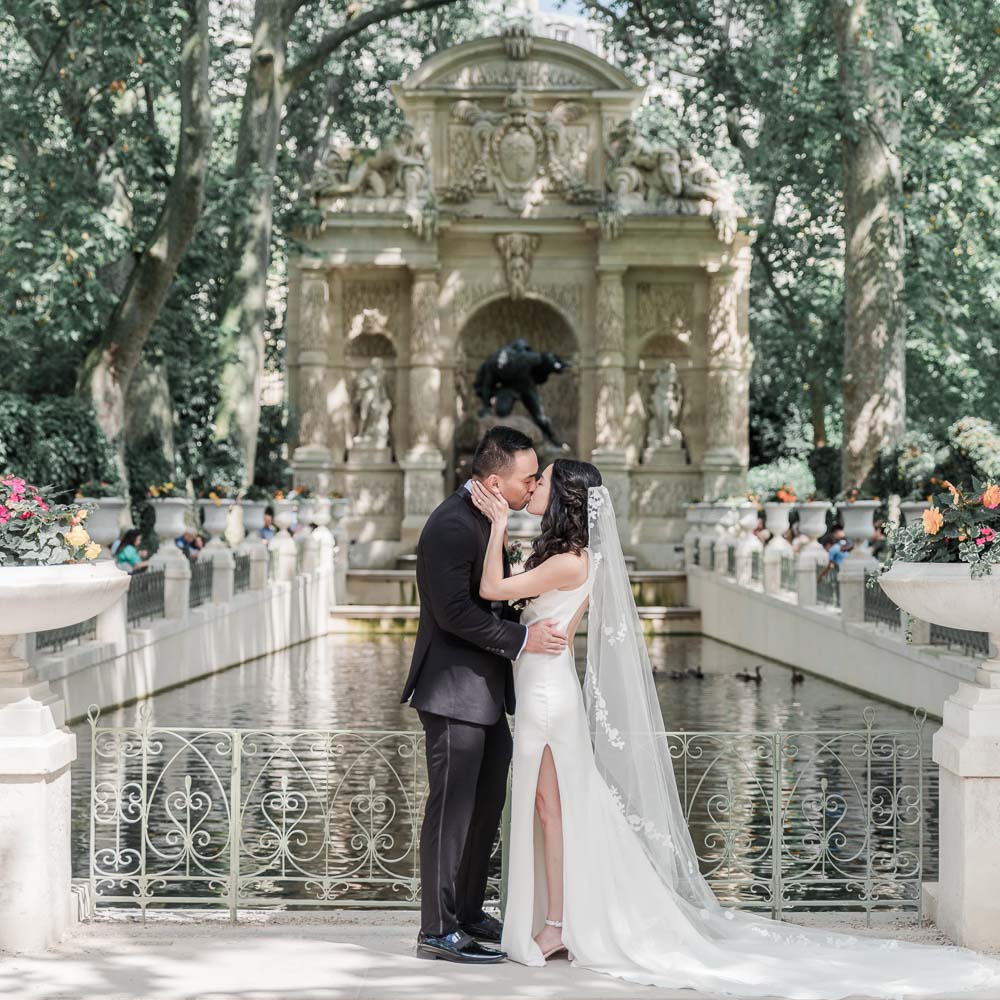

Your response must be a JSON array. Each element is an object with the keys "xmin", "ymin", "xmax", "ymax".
[
  {"xmin": 592, "ymin": 266, "xmax": 631, "ymax": 544},
  {"xmin": 702, "ymin": 265, "xmax": 750, "ymax": 499},
  {"xmin": 401, "ymin": 268, "xmax": 446, "ymax": 546},
  {"xmin": 152, "ymin": 545, "xmax": 191, "ymax": 619},
  {"xmin": 208, "ymin": 548, "xmax": 235, "ymax": 605},
  {"xmin": 292, "ymin": 268, "xmax": 334, "ymax": 491},
  {"xmin": 95, "ymin": 592, "xmax": 128, "ymax": 659}
]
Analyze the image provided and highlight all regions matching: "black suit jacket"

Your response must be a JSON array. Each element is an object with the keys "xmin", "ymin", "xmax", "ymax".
[{"xmin": 400, "ymin": 489, "xmax": 526, "ymax": 725}]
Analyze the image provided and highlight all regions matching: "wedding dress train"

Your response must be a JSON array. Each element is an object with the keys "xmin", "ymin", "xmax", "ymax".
[{"xmin": 500, "ymin": 488, "xmax": 1000, "ymax": 999}]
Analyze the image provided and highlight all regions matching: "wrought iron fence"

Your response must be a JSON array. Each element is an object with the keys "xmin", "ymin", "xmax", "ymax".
[
  {"xmin": 816, "ymin": 564, "xmax": 840, "ymax": 607},
  {"xmin": 126, "ymin": 566, "xmax": 165, "ymax": 626},
  {"xmin": 89, "ymin": 709, "xmax": 927, "ymax": 923},
  {"xmin": 751, "ymin": 550, "xmax": 762, "ymax": 583},
  {"xmin": 189, "ymin": 558, "xmax": 213, "ymax": 608},
  {"xmin": 36, "ymin": 615, "xmax": 97, "ymax": 652},
  {"xmin": 864, "ymin": 572, "xmax": 900, "ymax": 631},
  {"xmin": 726, "ymin": 544, "xmax": 737, "ymax": 577},
  {"xmin": 708, "ymin": 543, "xmax": 717, "ymax": 572},
  {"xmin": 234, "ymin": 553, "xmax": 251, "ymax": 594},
  {"xmin": 930, "ymin": 624, "xmax": 990, "ymax": 659},
  {"xmin": 780, "ymin": 555, "xmax": 796, "ymax": 592},
  {"xmin": 692, "ymin": 537, "xmax": 701, "ymax": 567}
]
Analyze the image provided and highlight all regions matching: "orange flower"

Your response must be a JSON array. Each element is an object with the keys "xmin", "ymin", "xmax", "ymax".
[
  {"xmin": 942, "ymin": 480, "xmax": 961, "ymax": 504},
  {"xmin": 981, "ymin": 484, "xmax": 1000, "ymax": 510},
  {"xmin": 922, "ymin": 506, "xmax": 944, "ymax": 535}
]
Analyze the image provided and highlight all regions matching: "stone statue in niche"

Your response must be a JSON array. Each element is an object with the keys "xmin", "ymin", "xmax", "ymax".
[
  {"xmin": 495, "ymin": 233, "xmax": 540, "ymax": 300},
  {"xmin": 473, "ymin": 339, "xmax": 571, "ymax": 447},
  {"xmin": 643, "ymin": 363, "xmax": 688, "ymax": 468},
  {"xmin": 646, "ymin": 363, "xmax": 684, "ymax": 451},
  {"xmin": 353, "ymin": 358, "xmax": 392, "ymax": 450}
]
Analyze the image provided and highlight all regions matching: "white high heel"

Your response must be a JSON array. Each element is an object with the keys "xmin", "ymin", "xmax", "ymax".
[{"xmin": 539, "ymin": 919, "xmax": 568, "ymax": 960}]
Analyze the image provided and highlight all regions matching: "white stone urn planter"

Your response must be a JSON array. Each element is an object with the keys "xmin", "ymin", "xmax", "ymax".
[
  {"xmin": 79, "ymin": 496, "xmax": 128, "ymax": 557},
  {"xmin": 310, "ymin": 497, "xmax": 332, "ymax": 528},
  {"xmin": 240, "ymin": 500, "xmax": 268, "ymax": 547},
  {"xmin": 149, "ymin": 497, "xmax": 192, "ymax": 560},
  {"xmin": 0, "ymin": 560, "xmax": 130, "ymax": 952},
  {"xmin": 796, "ymin": 501, "xmax": 831, "ymax": 538},
  {"xmin": 296, "ymin": 497, "xmax": 318, "ymax": 526},
  {"xmin": 879, "ymin": 560, "xmax": 1000, "ymax": 948},
  {"xmin": 763, "ymin": 501, "xmax": 794, "ymax": 539},
  {"xmin": 274, "ymin": 498, "xmax": 297, "ymax": 532},
  {"xmin": 839, "ymin": 499, "xmax": 880, "ymax": 546},
  {"xmin": 198, "ymin": 498, "xmax": 233, "ymax": 550}
]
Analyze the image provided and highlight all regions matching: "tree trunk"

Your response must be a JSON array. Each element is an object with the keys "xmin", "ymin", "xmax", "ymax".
[
  {"xmin": 808, "ymin": 378, "xmax": 827, "ymax": 449},
  {"xmin": 834, "ymin": 0, "xmax": 906, "ymax": 489},
  {"xmin": 212, "ymin": 0, "xmax": 290, "ymax": 485},
  {"xmin": 79, "ymin": 0, "xmax": 212, "ymax": 483}
]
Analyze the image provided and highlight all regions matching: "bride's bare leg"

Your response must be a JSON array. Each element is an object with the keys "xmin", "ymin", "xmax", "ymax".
[{"xmin": 533, "ymin": 745, "xmax": 566, "ymax": 956}]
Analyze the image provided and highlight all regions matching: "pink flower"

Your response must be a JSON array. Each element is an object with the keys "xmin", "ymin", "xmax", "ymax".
[
  {"xmin": 0, "ymin": 505, "xmax": 8, "ymax": 524},
  {"xmin": 3, "ymin": 476, "xmax": 26, "ymax": 498},
  {"xmin": 34, "ymin": 497, "xmax": 48, "ymax": 511},
  {"xmin": 19, "ymin": 510, "xmax": 32, "ymax": 520},
  {"xmin": 975, "ymin": 526, "xmax": 997, "ymax": 548}
]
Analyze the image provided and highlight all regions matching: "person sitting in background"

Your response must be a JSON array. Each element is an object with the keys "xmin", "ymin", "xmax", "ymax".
[
  {"xmin": 115, "ymin": 529, "xmax": 150, "ymax": 574},
  {"xmin": 753, "ymin": 514, "xmax": 771, "ymax": 545},
  {"xmin": 870, "ymin": 521, "xmax": 889, "ymax": 562},
  {"xmin": 260, "ymin": 508, "xmax": 276, "ymax": 543},
  {"xmin": 175, "ymin": 529, "xmax": 202, "ymax": 560},
  {"xmin": 817, "ymin": 528, "xmax": 851, "ymax": 578}
]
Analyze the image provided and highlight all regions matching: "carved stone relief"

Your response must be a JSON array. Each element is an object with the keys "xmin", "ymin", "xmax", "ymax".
[
  {"xmin": 707, "ymin": 275, "xmax": 744, "ymax": 365},
  {"xmin": 636, "ymin": 283, "xmax": 693, "ymax": 354},
  {"xmin": 633, "ymin": 475, "xmax": 700, "ymax": 517},
  {"xmin": 495, "ymin": 234, "xmax": 540, "ymax": 300},
  {"xmin": 596, "ymin": 274, "xmax": 625, "ymax": 354},
  {"xmin": 410, "ymin": 275, "xmax": 441, "ymax": 358},
  {"xmin": 437, "ymin": 61, "xmax": 593, "ymax": 89},
  {"xmin": 343, "ymin": 281, "xmax": 400, "ymax": 342},
  {"xmin": 299, "ymin": 277, "xmax": 329, "ymax": 351},
  {"xmin": 442, "ymin": 85, "xmax": 599, "ymax": 211},
  {"xmin": 452, "ymin": 279, "xmax": 582, "ymax": 331},
  {"xmin": 296, "ymin": 367, "xmax": 329, "ymax": 448}
]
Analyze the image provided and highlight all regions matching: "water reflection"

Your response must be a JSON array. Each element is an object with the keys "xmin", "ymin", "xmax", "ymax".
[{"xmin": 73, "ymin": 633, "xmax": 936, "ymax": 912}]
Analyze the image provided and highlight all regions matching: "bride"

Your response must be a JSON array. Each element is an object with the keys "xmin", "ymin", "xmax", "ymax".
[{"xmin": 468, "ymin": 459, "xmax": 1000, "ymax": 999}]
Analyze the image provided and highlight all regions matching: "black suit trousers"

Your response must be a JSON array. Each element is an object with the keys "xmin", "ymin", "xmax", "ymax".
[{"xmin": 417, "ymin": 708, "xmax": 512, "ymax": 936}]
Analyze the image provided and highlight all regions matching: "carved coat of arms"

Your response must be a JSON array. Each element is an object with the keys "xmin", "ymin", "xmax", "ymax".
[{"xmin": 444, "ymin": 84, "xmax": 596, "ymax": 212}]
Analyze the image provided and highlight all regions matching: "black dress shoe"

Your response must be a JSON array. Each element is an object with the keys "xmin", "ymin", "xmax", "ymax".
[
  {"xmin": 459, "ymin": 912, "xmax": 504, "ymax": 944},
  {"xmin": 416, "ymin": 930, "xmax": 507, "ymax": 963}
]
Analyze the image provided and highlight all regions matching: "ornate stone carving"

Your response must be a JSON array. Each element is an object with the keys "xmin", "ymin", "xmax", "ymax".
[
  {"xmin": 352, "ymin": 358, "xmax": 392, "ymax": 449},
  {"xmin": 636, "ymin": 283, "xmax": 693, "ymax": 350},
  {"xmin": 437, "ymin": 62, "xmax": 592, "ymax": 89},
  {"xmin": 502, "ymin": 19, "xmax": 533, "ymax": 60},
  {"xmin": 596, "ymin": 272, "xmax": 625, "ymax": 355},
  {"xmin": 645, "ymin": 363, "xmax": 684, "ymax": 452},
  {"xmin": 707, "ymin": 273, "xmax": 744, "ymax": 365},
  {"xmin": 343, "ymin": 281, "xmax": 400, "ymax": 341},
  {"xmin": 594, "ymin": 372, "xmax": 626, "ymax": 450},
  {"xmin": 633, "ymin": 475, "xmax": 699, "ymax": 518},
  {"xmin": 495, "ymin": 234, "xmax": 540, "ymax": 300},
  {"xmin": 341, "ymin": 470, "xmax": 403, "ymax": 519},
  {"xmin": 296, "ymin": 366, "xmax": 329, "ymax": 448},
  {"xmin": 603, "ymin": 120, "xmax": 741, "ymax": 243},
  {"xmin": 452, "ymin": 278, "xmax": 582, "ymax": 330},
  {"xmin": 299, "ymin": 276, "xmax": 329, "ymax": 351},
  {"xmin": 310, "ymin": 125, "xmax": 436, "ymax": 239},
  {"xmin": 442, "ymin": 85, "xmax": 599, "ymax": 211},
  {"xmin": 410, "ymin": 273, "xmax": 440, "ymax": 359}
]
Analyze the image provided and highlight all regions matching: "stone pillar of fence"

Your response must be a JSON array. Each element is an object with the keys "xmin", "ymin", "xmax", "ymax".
[
  {"xmin": 156, "ymin": 554, "xmax": 191, "ymax": 619},
  {"xmin": 796, "ymin": 545, "xmax": 826, "ymax": 606},
  {"xmin": 713, "ymin": 536, "xmax": 730, "ymax": 576},
  {"xmin": 208, "ymin": 548, "xmax": 235, "ymax": 605},
  {"xmin": 95, "ymin": 591, "xmax": 128, "ymax": 658},
  {"xmin": 272, "ymin": 532, "xmax": 299, "ymax": 583},
  {"xmin": 245, "ymin": 545, "xmax": 269, "ymax": 590},
  {"xmin": 735, "ymin": 533, "xmax": 762, "ymax": 586},
  {"xmin": 763, "ymin": 536, "xmax": 791, "ymax": 595},
  {"xmin": 842, "ymin": 552, "xmax": 879, "ymax": 625}
]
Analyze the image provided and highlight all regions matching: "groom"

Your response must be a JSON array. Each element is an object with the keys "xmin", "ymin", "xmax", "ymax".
[{"xmin": 400, "ymin": 425, "xmax": 568, "ymax": 963}]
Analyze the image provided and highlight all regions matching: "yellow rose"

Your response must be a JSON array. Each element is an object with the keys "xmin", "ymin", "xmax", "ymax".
[
  {"xmin": 84, "ymin": 542, "xmax": 102, "ymax": 560},
  {"xmin": 922, "ymin": 506, "xmax": 944, "ymax": 536},
  {"xmin": 64, "ymin": 525, "xmax": 90, "ymax": 548}
]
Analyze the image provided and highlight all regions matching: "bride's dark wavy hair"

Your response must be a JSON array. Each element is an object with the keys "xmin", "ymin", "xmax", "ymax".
[{"xmin": 524, "ymin": 459, "xmax": 603, "ymax": 572}]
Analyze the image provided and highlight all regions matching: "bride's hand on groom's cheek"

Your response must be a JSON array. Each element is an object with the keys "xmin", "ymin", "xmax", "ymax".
[{"xmin": 471, "ymin": 480, "xmax": 508, "ymax": 524}]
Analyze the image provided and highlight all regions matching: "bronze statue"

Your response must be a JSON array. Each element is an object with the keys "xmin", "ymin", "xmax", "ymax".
[{"xmin": 474, "ymin": 339, "xmax": 571, "ymax": 447}]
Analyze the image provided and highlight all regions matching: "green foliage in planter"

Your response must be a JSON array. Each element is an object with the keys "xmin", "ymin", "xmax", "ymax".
[
  {"xmin": 0, "ymin": 393, "xmax": 118, "ymax": 500},
  {"xmin": 946, "ymin": 418, "xmax": 1000, "ymax": 484},
  {"xmin": 866, "ymin": 431, "xmax": 946, "ymax": 501},
  {"xmin": 747, "ymin": 457, "xmax": 816, "ymax": 503}
]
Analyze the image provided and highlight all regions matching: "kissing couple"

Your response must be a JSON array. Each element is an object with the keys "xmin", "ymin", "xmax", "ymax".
[{"xmin": 400, "ymin": 425, "xmax": 1000, "ymax": 998}]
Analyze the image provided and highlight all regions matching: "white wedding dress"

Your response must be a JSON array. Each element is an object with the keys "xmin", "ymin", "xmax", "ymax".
[{"xmin": 501, "ymin": 486, "xmax": 1000, "ymax": 999}]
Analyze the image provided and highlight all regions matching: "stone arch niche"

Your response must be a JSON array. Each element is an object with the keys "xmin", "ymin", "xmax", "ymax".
[
  {"xmin": 454, "ymin": 297, "xmax": 579, "ymax": 483},
  {"xmin": 287, "ymin": 25, "xmax": 754, "ymax": 569}
]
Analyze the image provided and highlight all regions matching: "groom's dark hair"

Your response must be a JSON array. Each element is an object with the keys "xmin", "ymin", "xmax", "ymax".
[{"xmin": 472, "ymin": 425, "xmax": 534, "ymax": 478}]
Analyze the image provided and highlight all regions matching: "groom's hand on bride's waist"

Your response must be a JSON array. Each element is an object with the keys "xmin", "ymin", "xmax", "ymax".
[{"xmin": 524, "ymin": 619, "xmax": 568, "ymax": 655}]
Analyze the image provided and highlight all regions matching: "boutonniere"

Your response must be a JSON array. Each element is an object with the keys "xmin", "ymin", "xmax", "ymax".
[{"xmin": 507, "ymin": 538, "xmax": 524, "ymax": 566}]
